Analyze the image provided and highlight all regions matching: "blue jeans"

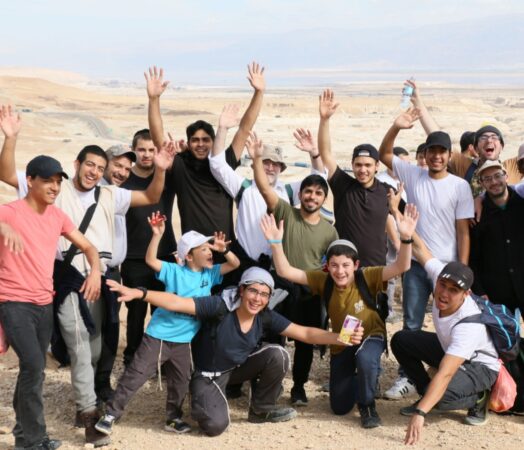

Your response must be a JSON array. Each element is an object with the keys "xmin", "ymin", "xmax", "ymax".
[
  {"xmin": 402, "ymin": 260, "xmax": 433, "ymax": 331},
  {"xmin": 329, "ymin": 336, "xmax": 385, "ymax": 414},
  {"xmin": 0, "ymin": 301, "xmax": 53, "ymax": 448}
]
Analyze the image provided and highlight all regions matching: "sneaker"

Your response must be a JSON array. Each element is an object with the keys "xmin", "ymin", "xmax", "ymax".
[
  {"xmin": 17, "ymin": 437, "xmax": 62, "ymax": 450},
  {"xmin": 464, "ymin": 391, "xmax": 490, "ymax": 426},
  {"xmin": 358, "ymin": 403, "xmax": 382, "ymax": 429},
  {"xmin": 384, "ymin": 376, "xmax": 417, "ymax": 400},
  {"xmin": 290, "ymin": 385, "xmax": 308, "ymax": 406},
  {"xmin": 164, "ymin": 418, "xmax": 191, "ymax": 434},
  {"xmin": 248, "ymin": 407, "xmax": 297, "ymax": 423},
  {"xmin": 94, "ymin": 413, "xmax": 116, "ymax": 436}
]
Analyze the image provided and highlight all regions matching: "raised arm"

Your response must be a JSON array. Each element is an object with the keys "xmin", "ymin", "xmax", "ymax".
[
  {"xmin": 294, "ymin": 128, "xmax": 324, "ymax": 172},
  {"xmin": 249, "ymin": 132, "xmax": 279, "ymax": 211},
  {"xmin": 107, "ymin": 279, "xmax": 196, "ymax": 315},
  {"xmin": 317, "ymin": 89, "xmax": 340, "ymax": 179},
  {"xmin": 145, "ymin": 211, "xmax": 165, "ymax": 273},
  {"xmin": 382, "ymin": 204, "xmax": 419, "ymax": 281},
  {"xmin": 408, "ymin": 79, "xmax": 440, "ymax": 135},
  {"xmin": 260, "ymin": 214, "xmax": 308, "ymax": 285},
  {"xmin": 209, "ymin": 231, "xmax": 241, "ymax": 275},
  {"xmin": 379, "ymin": 108, "xmax": 420, "ymax": 170},
  {"xmin": 0, "ymin": 105, "xmax": 22, "ymax": 188},
  {"xmin": 212, "ymin": 104, "xmax": 240, "ymax": 157},
  {"xmin": 129, "ymin": 140, "xmax": 176, "ymax": 207},
  {"xmin": 145, "ymin": 66, "xmax": 170, "ymax": 150},
  {"xmin": 229, "ymin": 62, "xmax": 266, "ymax": 160},
  {"xmin": 64, "ymin": 229, "xmax": 102, "ymax": 302}
]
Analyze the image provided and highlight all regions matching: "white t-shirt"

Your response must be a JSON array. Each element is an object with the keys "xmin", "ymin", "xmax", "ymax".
[
  {"xmin": 425, "ymin": 258, "xmax": 500, "ymax": 373},
  {"xmin": 17, "ymin": 171, "xmax": 131, "ymax": 267},
  {"xmin": 376, "ymin": 170, "xmax": 408, "ymax": 202},
  {"xmin": 392, "ymin": 156, "xmax": 474, "ymax": 262},
  {"xmin": 210, "ymin": 151, "xmax": 315, "ymax": 260}
]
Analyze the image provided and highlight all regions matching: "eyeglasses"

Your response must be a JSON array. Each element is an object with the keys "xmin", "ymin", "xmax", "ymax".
[
  {"xmin": 480, "ymin": 172, "xmax": 506, "ymax": 183},
  {"xmin": 478, "ymin": 134, "xmax": 501, "ymax": 142},
  {"xmin": 245, "ymin": 286, "xmax": 271, "ymax": 300}
]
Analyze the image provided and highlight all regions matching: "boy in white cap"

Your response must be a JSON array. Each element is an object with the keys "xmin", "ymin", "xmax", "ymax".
[{"xmin": 95, "ymin": 213, "xmax": 239, "ymax": 435}]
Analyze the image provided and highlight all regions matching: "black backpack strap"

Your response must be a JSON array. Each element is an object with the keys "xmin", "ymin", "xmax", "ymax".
[
  {"xmin": 285, "ymin": 183, "xmax": 295, "ymax": 206},
  {"xmin": 56, "ymin": 186, "xmax": 101, "ymax": 283},
  {"xmin": 235, "ymin": 179, "xmax": 252, "ymax": 206},
  {"xmin": 465, "ymin": 161, "xmax": 478, "ymax": 184}
]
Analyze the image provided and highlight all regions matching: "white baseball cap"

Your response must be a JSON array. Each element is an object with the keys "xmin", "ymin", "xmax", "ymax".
[{"xmin": 177, "ymin": 231, "xmax": 213, "ymax": 265}]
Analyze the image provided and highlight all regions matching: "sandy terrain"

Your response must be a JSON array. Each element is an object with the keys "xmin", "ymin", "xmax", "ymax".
[{"xmin": 0, "ymin": 71, "xmax": 523, "ymax": 449}]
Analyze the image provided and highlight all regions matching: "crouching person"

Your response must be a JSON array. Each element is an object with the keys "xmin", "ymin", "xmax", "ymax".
[
  {"xmin": 106, "ymin": 267, "xmax": 362, "ymax": 436},
  {"xmin": 390, "ymin": 234, "xmax": 499, "ymax": 446},
  {"xmin": 261, "ymin": 206, "xmax": 418, "ymax": 429}
]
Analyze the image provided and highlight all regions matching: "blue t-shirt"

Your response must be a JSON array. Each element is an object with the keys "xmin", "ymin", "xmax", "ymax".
[
  {"xmin": 192, "ymin": 296, "xmax": 291, "ymax": 372},
  {"xmin": 145, "ymin": 262, "xmax": 223, "ymax": 343}
]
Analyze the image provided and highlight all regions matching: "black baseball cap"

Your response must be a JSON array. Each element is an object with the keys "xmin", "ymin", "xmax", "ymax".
[
  {"xmin": 393, "ymin": 146, "xmax": 409, "ymax": 157},
  {"xmin": 352, "ymin": 144, "xmax": 379, "ymax": 161},
  {"xmin": 26, "ymin": 155, "xmax": 69, "ymax": 179},
  {"xmin": 426, "ymin": 131, "xmax": 452, "ymax": 151},
  {"xmin": 438, "ymin": 262, "xmax": 474, "ymax": 291},
  {"xmin": 474, "ymin": 125, "xmax": 505, "ymax": 148},
  {"xmin": 459, "ymin": 131, "xmax": 475, "ymax": 152}
]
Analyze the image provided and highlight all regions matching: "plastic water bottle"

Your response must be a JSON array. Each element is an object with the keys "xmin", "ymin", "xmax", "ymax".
[{"xmin": 400, "ymin": 77, "xmax": 415, "ymax": 109}]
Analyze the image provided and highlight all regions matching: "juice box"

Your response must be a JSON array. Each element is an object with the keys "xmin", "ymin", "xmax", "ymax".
[{"xmin": 337, "ymin": 315, "xmax": 361, "ymax": 345}]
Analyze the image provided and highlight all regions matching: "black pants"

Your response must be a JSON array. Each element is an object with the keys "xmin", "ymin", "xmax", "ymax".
[
  {"xmin": 191, "ymin": 344, "xmax": 290, "ymax": 436},
  {"xmin": 95, "ymin": 266, "xmax": 121, "ymax": 394},
  {"xmin": 391, "ymin": 329, "xmax": 498, "ymax": 410},
  {"xmin": 0, "ymin": 301, "xmax": 53, "ymax": 448},
  {"xmin": 121, "ymin": 259, "xmax": 166, "ymax": 366}
]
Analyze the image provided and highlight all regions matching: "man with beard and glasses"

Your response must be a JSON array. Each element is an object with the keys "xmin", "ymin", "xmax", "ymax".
[{"xmin": 251, "ymin": 131, "xmax": 338, "ymax": 407}]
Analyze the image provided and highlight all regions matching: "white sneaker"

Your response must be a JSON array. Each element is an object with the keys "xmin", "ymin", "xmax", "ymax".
[{"xmin": 383, "ymin": 377, "xmax": 416, "ymax": 400}]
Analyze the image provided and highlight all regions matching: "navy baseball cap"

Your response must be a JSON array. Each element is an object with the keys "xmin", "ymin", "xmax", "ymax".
[{"xmin": 26, "ymin": 155, "xmax": 68, "ymax": 179}]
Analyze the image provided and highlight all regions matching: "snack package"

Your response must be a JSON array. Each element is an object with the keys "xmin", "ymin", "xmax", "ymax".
[{"xmin": 337, "ymin": 314, "xmax": 361, "ymax": 345}]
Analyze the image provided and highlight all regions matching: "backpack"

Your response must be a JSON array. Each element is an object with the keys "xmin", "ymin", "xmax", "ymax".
[
  {"xmin": 235, "ymin": 179, "xmax": 294, "ymax": 207},
  {"xmin": 455, "ymin": 294, "xmax": 520, "ymax": 363}
]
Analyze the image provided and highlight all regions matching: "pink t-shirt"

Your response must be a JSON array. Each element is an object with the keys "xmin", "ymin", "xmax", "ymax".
[{"xmin": 0, "ymin": 199, "xmax": 75, "ymax": 305}]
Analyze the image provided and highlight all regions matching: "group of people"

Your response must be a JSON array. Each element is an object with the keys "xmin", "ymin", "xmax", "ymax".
[{"xmin": 0, "ymin": 65, "xmax": 522, "ymax": 449}]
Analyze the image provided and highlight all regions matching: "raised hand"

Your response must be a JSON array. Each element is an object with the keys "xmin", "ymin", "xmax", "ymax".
[
  {"xmin": 147, "ymin": 211, "xmax": 166, "ymax": 236},
  {"xmin": 397, "ymin": 203, "xmax": 419, "ymax": 239},
  {"xmin": 405, "ymin": 79, "xmax": 422, "ymax": 107},
  {"xmin": 106, "ymin": 279, "xmax": 141, "ymax": 303},
  {"xmin": 293, "ymin": 128, "xmax": 317, "ymax": 155},
  {"xmin": 218, "ymin": 104, "xmax": 240, "ymax": 130},
  {"xmin": 167, "ymin": 132, "xmax": 187, "ymax": 153},
  {"xmin": 154, "ymin": 140, "xmax": 176, "ymax": 170},
  {"xmin": 0, "ymin": 105, "xmax": 22, "ymax": 138},
  {"xmin": 245, "ymin": 131, "xmax": 264, "ymax": 159},
  {"xmin": 393, "ymin": 107, "xmax": 420, "ymax": 130},
  {"xmin": 319, "ymin": 89, "xmax": 340, "ymax": 120},
  {"xmin": 260, "ymin": 214, "xmax": 284, "ymax": 242},
  {"xmin": 387, "ymin": 183, "xmax": 404, "ymax": 214},
  {"xmin": 247, "ymin": 61, "xmax": 266, "ymax": 92},
  {"xmin": 210, "ymin": 231, "xmax": 230, "ymax": 253},
  {"xmin": 145, "ymin": 66, "xmax": 170, "ymax": 99}
]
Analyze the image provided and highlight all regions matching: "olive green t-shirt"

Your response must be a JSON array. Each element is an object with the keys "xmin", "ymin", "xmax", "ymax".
[
  {"xmin": 273, "ymin": 199, "xmax": 338, "ymax": 271},
  {"xmin": 307, "ymin": 267, "xmax": 386, "ymax": 354}
]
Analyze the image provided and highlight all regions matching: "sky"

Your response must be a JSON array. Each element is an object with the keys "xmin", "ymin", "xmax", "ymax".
[{"xmin": 1, "ymin": 0, "xmax": 524, "ymax": 85}]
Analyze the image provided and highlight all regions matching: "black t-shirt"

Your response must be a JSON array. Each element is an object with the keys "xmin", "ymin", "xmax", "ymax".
[
  {"xmin": 329, "ymin": 166, "xmax": 390, "ymax": 266},
  {"xmin": 192, "ymin": 296, "xmax": 291, "ymax": 372},
  {"xmin": 168, "ymin": 145, "xmax": 239, "ymax": 241},
  {"xmin": 122, "ymin": 171, "xmax": 177, "ymax": 259}
]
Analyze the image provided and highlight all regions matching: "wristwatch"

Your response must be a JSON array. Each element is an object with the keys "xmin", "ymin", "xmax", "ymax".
[
  {"xmin": 136, "ymin": 286, "xmax": 148, "ymax": 301},
  {"xmin": 414, "ymin": 408, "xmax": 427, "ymax": 417}
]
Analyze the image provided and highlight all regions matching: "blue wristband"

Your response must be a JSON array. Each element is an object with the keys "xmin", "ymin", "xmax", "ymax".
[{"xmin": 267, "ymin": 239, "xmax": 283, "ymax": 244}]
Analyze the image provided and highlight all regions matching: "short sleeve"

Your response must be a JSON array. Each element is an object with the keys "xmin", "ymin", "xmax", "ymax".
[
  {"xmin": 268, "ymin": 310, "xmax": 292, "ymax": 335},
  {"xmin": 306, "ymin": 270, "xmax": 328, "ymax": 297},
  {"xmin": 362, "ymin": 266, "xmax": 386, "ymax": 295},
  {"xmin": 156, "ymin": 261, "xmax": 179, "ymax": 291},
  {"xmin": 113, "ymin": 186, "xmax": 132, "ymax": 216},
  {"xmin": 224, "ymin": 145, "xmax": 240, "ymax": 169},
  {"xmin": 454, "ymin": 181, "xmax": 474, "ymax": 220},
  {"xmin": 424, "ymin": 258, "xmax": 446, "ymax": 289},
  {"xmin": 328, "ymin": 166, "xmax": 357, "ymax": 195},
  {"xmin": 59, "ymin": 210, "xmax": 76, "ymax": 236},
  {"xmin": 16, "ymin": 171, "xmax": 28, "ymax": 199},
  {"xmin": 210, "ymin": 264, "xmax": 224, "ymax": 287},
  {"xmin": 392, "ymin": 155, "xmax": 419, "ymax": 184},
  {"xmin": 273, "ymin": 198, "xmax": 294, "ymax": 222},
  {"xmin": 194, "ymin": 296, "xmax": 224, "ymax": 321}
]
